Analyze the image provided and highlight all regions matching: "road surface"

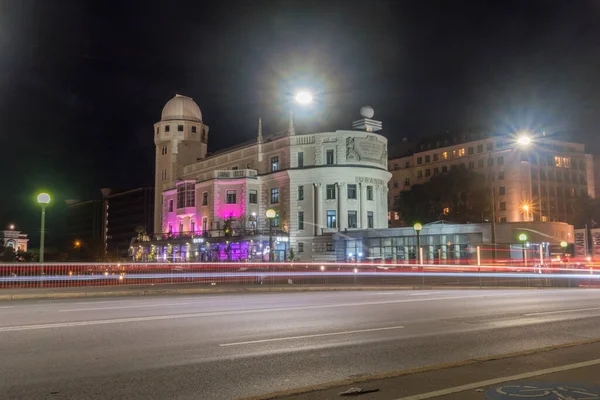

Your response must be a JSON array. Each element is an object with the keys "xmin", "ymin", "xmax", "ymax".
[{"xmin": 2, "ymin": 289, "xmax": 600, "ymax": 399}]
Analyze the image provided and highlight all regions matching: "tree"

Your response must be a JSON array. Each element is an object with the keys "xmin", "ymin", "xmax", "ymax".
[
  {"xmin": 395, "ymin": 167, "xmax": 491, "ymax": 226},
  {"xmin": 289, "ymin": 248, "xmax": 295, "ymax": 261},
  {"xmin": 0, "ymin": 246, "xmax": 15, "ymax": 262}
]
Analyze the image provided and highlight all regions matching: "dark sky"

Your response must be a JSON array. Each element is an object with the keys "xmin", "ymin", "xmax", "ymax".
[{"xmin": 1, "ymin": 0, "xmax": 600, "ymax": 247}]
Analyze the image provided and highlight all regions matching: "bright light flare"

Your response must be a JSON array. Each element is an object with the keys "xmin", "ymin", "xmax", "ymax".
[
  {"xmin": 295, "ymin": 91, "xmax": 313, "ymax": 105},
  {"xmin": 37, "ymin": 193, "xmax": 51, "ymax": 204},
  {"xmin": 516, "ymin": 135, "xmax": 531, "ymax": 146}
]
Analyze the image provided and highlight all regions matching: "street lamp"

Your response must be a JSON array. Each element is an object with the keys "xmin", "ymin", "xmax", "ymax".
[
  {"xmin": 37, "ymin": 193, "xmax": 51, "ymax": 263},
  {"xmin": 413, "ymin": 223, "xmax": 423, "ymax": 264},
  {"xmin": 522, "ymin": 204, "xmax": 530, "ymax": 221},
  {"xmin": 295, "ymin": 91, "xmax": 313, "ymax": 105},
  {"xmin": 266, "ymin": 209, "xmax": 276, "ymax": 262},
  {"xmin": 560, "ymin": 240, "xmax": 568, "ymax": 259},
  {"xmin": 517, "ymin": 135, "xmax": 531, "ymax": 146},
  {"xmin": 519, "ymin": 233, "xmax": 528, "ymax": 266}
]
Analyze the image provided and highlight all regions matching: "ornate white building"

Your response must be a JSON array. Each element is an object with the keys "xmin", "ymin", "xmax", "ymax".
[{"xmin": 147, "ymin": 94, "xmax": 391, "ymax": 261}]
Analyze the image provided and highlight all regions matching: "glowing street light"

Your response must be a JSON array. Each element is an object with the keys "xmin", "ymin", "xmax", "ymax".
[
  {"xmin": 294, "ymin": 91, "xmax": 313, "ymax": 105},
  {"xmin": 266, "ymin": 209, "xmax": 277, "ymax": 262},
  {"xmin": 522, "ymin": 204, "xmax": 531, "ymax": 221},
  {"xmin": 37, "ymin": 193, "xmax": 51, "ymax": 264},
  {"xmin": 517, "ymin": 135, "xmax": 531, "ymax": 146},
  {"xmin": 74, "ymin": 240, "xmax": 81, "ymax": 248},
  {"xmin": 413, "ymin": 223, "xmax": 423, "ymax": 265},
  {"xmin": 560, "ymin": 240, "xmax": 568, "ymax": 258},
  {"xmin": 519, "ymin": 233, "xmax": 528, "ymax": 266}
]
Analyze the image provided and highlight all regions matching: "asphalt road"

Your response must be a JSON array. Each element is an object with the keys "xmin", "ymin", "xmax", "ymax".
[{"xmin": 3, "ymin": 289, "xmax": 600, "ymax": 399}]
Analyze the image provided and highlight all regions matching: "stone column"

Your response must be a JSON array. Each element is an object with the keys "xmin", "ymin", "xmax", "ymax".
[
  {"xmin": 357, "ymin": 183, "xmax": 363, "ymax": 229},
  {"xmin": 338, "ymin": 182, "xmax": 346, "ymax": 231},
  {"xmin": 313, "ymin": 183, "xmax": 320, "ymax": 236}
]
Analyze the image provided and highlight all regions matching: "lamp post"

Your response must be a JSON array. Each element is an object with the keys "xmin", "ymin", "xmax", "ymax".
[
  {"xmin": 560, "ymin": 240, "xmax": 568, "ymax": 259},
  {"xmin": 266, "ymin": 209, "xmax": 276, "ymax": 262},
  {"xmin": 37, "ymin": 193, "xmax": 51, "ymax": 263},
  {"xmin": 519, "ymin": 233, "xmax": 528, "ymax": 266},
  {"xmin": 413, "ymin": 223, "xmax": 423, "ymax": 264}
]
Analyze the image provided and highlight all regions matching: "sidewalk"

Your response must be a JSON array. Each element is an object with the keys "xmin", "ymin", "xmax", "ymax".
[
  {"xmin": 260, "ymin": 339, "xmax": 600, "ymax": 400},
  {"xmin": 0, "ymin": 283, "xmax": 561, "ymax": 301}
]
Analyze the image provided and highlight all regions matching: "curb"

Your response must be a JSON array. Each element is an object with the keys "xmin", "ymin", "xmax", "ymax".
[{"xmin": 0, "ymin": 284, "xmax": 569, "ymax": 301}]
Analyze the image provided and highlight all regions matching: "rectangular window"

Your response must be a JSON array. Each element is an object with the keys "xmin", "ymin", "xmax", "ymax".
[
  {"xmin": 499, "ymin": 186, "xmax": 506, "ymax": 195},
  {"xmin": 367, "ymin": 185, "xmax": 373, "ymax": 200},
  {"xmin": 270, "ymin": 213, "xmax": 280, "ymax": 227},
  {"xmin": 497, "ymin": 156, "xmax": 504, "ymax": 166},
  {"xmin": 270, "ymin": 188, "xmax": 280, "ymax": 204},
  {"xmin": 348, "ymin": 211, "xmax": 357, "ymax": 228},
  {"xmin": 394, "ymin": 211, "xmax": 400, "ymax": 220},
  {"xmin": 442, "ymin": 152, "xmax": 448, "ymax": 160},
  {"xmin": 179, "ymin": 221, "xmax": 184, "ymax": 234},
  {"xmin": 488, "ymin": 158, "xmax": 494, "ymax": 167},
  {"xmin": 191, "ymin": 126, "xmax": 197, "ymax": 133},
  {"xmin": 168, "ymin": 223, "xmax": 173, "ymax": 233},
  {"xmin": 393, "ymin": 181, "xmax": 399, "ymax": 188},
  {"xmin": 298, "ymin": 242, "xmax": 304, "ymax": 253},
  {"xmin": 468, "ymin": 147, "xmax": 474, "ymax": 155},
  {"xmin": 297, "ymin": 185, "xmax": 304, "ymax": 201},
  {"xmin": 326, "ymin": 242, "xmax": 334, "ymax": 252},
  {"xmin": 326, "ymin": 210, "xmax": 337, "ymax": 228},
  {"xmin": 477, "ymin": 159, "xmax": 484, "ymax": 168},
  {"xmin": 425, "ymin": 169, "xmax": 431, "ymax": 177},
  {"xmin": 177, "ymin": 185, "xmax": 185, "ymax": 208},
  {"xmin": 249, "ymin": 189, "xmax": 258, "ymax": 204},
  {"xmin": 367, "ymin": 212, "xmax": 374, "ymax": 228},
  {"xmin": 468, "ymin": 161, "xmax": 474, "ymax": 169},
  {"xmin": 417, "ymin": 157, "xmax": 423, "ymax": 165},
  {"xmin": 442, "ymin": 166, "xmax": 448, "ymax": 173},
  {"xmin": 347, "ymin": 184, "xmax": 357, "ymax": 199},
  {"xmin": 168, "ymin": 199, "xmax": 173, "ymax": 212},
  {"xmin": 177, "ymin": 125, "xmax": 184, "ymax": 132},
  {"xmin": 477, "ymin": 144, "xmax": 483, "ymax": 153},
  {"xmin": 433, "ymin": 154, "xmax": 439, "ymax": 162},
  {"xmin": 499, "ymin": 217, "xmax": 507, "ymax": 223},
  {"xmin": 231, "ymin": 166, "xmax": 238, "ymax": 170},
  {"xmin": 499, "ymin": 202, "xmax": 506, "ymax": 210},
  {"xmin": 202, "ymin": 217, "xmax": 208, "ymax": 232},
  {"xmin": 298, "ymin": 211, "xmax": 304, "ymax": 230},
  {"xmin": 555, "ymin": 156, "xmax": 562, "ymax": 167},
  {"xmin": 326, "ymin": 184, "xmax": 336, "ymax": 200},
  {"xmin": 417, "ymin": 170, "xmax": 423, "ymax": 178},
  {"xmin": 405, "ymin": 161, "xmax": 410, "ymax": 168},
  {"xmin": 165, "ymin": 125, "xmax": 170, "ymax": 132},
  {"xmin": 404, "ymin": 178, "xmax": 411, "ymax": 187},
  {"xmin": 202, "ymin": 192, "xmax": 208, "ymax": 206},
  {"xmin": 563, "ymin": 157, "xmax": 571, "ymax": 168},
  {"xmin": 326, "ymin": 150, "xmax": 334, "ymax": 165},
  {"xmin": 434, "ymin": 167, "xmax": 440, "ymax": 175},
  {"xmin": 425, "ymin": 155, "xmax": 431, "ymax": 163},
  {"xmin": 486, "ymin": 143, "xmax": 493, "ymax": 151},
  {"xmin": 271, "ymin": 156, "xmax": 279, "ymax": 172},
  {"xmin": 185, "ymin": 183, "xmax": 195, "ymax": 207},
  {"xmin": 297, "ymin": 152, "xmax": 304, "ymax": 167},
  {"xmin": 226, "ymin": 190, "xmax": 236, "ymax": 204},
  {"xmin": 498, "ymin": 171, "xmax": 505, "ymax": 180},
  {"xmin": 457, "ymin": 148, "xmax": 465, "ymax": 157}
]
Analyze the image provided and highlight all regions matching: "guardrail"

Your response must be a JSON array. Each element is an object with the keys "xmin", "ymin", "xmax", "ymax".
[{"xmin": 0, "ymin": 262, "xmax": 598, "ymax": 289}]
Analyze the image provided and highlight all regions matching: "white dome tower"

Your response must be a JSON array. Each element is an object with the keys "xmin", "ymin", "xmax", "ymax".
[{"xmin": 153, "ymin": 94, "xmax": 209, "ymax": 233}]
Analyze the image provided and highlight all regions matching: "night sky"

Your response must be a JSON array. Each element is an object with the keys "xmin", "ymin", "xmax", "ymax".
[{"xmin": 1, "ymin": 0, "xmax": 600, "ymax": 247}]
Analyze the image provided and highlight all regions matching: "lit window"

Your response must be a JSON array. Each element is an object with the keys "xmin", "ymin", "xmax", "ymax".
[
  {"xmin": 563, "ymin": 157, "xmax": 571, "ymax": 168},
  {"xmin": 367, "ymin": 185, "xmax": 373, "ymax": 200},
  {"xmin": 270, "ymin": 188, "xmax": 279, "ymax": 204},
  {"xmin": 443, "ymin": 207, "xmax": 450, "ymax": 215},
  {"xmin": 271, "ymin": 156, "xmax": 279, "ymax": 172},
  {"xmin": 555, "ymin": 156, "xmax": 563, "ymax": 167},
  {"xmin": 388, "ymin": 212, "xmax": 391, "ymax": 220},
  {"xmin": 326, "ymin": 210, "xmax": 337, "ymax": 228},
  {"xmin": 458, "ymin": 148, "xmax": 465, "ymax": 157},
  {"xmin": 347, "ymin": 184, "xmax": 357, "ymax": 199},
  {"xmin": 394, "ymin": 212, "xmax": 399, "ymax": 220},
  {"xmin": 326, "ymin": 184, "xmax": 336, "ymax": 199},
  {"xmin": 226, "ymin": 190, "xmax": 236, "ymax": 204},
  {"xmin": 348, "ymin": 211, "xmax": 357, "ymax": 228},
  {"xmin": 249, "ymin": 189, "xmax": 257, "ymax": 204},
  {"xmin": 441, "ymin": 152, "xmax": 448, "ymax": 160}
]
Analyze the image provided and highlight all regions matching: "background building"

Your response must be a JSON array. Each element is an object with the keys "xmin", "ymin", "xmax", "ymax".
[
  {"xmin": 0, "ymin": 227, "xmax": 28, "ymax": 252},
  {"xmin": 145, "ymin": 95, "xmax": 392, "ymax": 261},
  {"xmin": 388, "ymin": 133, "xmax": 595, "ymax": 227},
  {"xmin": 65, "ymin": 199, "xmax": 106, "ymax": 257}
]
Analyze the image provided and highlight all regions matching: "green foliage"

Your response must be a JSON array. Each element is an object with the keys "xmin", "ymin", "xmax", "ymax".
[
  {"xmin": 394, "ymin": 167, "xmax": 491, "ymax": 225},
  {"xmin": 289, "ymin": 248, "xmax": 295, "ymax": 261}
]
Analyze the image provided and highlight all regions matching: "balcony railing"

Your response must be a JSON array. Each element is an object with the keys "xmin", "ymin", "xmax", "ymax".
[
  {"xmin": 133, "ymin": 227, "xmax": 289, "ymax": 244},
  {"xmin": 196, "ymin": 169, "xmax": 258, "ymax": 183}
]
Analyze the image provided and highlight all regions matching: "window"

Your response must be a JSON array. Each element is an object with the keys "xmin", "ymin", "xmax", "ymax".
[
  {"xmin": 326, "ymin": 184, "xmax": 336, "ymax": 199},
  {"xmin": 161, "ymin": 169, "xmax": 167, "ymax": 181},
  {"xmin": 499, "ymin": 186, "xmax": 506, "ymax": 195},
  {"xmin": 179, "ymin": 221, "xmax": 184, "ymax": 234},
  {"xmin": 425, "ymin": 155, "xmax": 431, "ymax": 163},
  {"xmin": 443, "ymin": 207, "xmax": 450, "ymax": 215},
  {"xmin": 477, "ymin": 144, "xmax": 483, "ymax": 153},
  {"xmin": 231, "ymin": 166, "xmax": 238, "ymax": 170},
  {"xmin": 555, "ymin": 156, "xmax": 563, "ymax": 167},
  {"xmin": 404, "ymin": 177, "xmax": 411, "ymax": 187},
  {"xmin": 405, "ymin": 161, "xmax": 410, "ymax": 168},
  {"xmin": 367, "ymin": 185, "xmax": 373, "ymax": 200},
  {"xmin": 202, "ymin": 217, "xmax": 208, "ymax": 232},
  {"xmin": 425, "ymin": 169, "xmax": 431, "ymax": 177},
  {"xmin": 298, "ymin": 242, "xmax": 304, "ymax": 253},
  {"xmin": 477, "ymin": 159, "xmax": 484, "ymax": 168},
  {"xmin": 226, "ymin": 190, "xmax": 236, "ymax": 204},
  {"xmin": 270, "ymin": 213, "xmax": 280, "ymax": 227},
  {"xmin": 468, "ymin": 161, "xmax": 474, "ymax": 169},
  {"xmin": 177, "ymin": 124, "xmax": 184, "ymax": 132},
  {"xmin": 433, "ymin": 154, "xmax": 439, "ymax": 162},
  {"xmin": 297, "ymin": 152, "xmax": 304, "ymax": 167},
  {"xmin": 498, "ymin": 171, "xmax": 505, "ymax": 180},
  {"xmin": 393, "ymin": 181, "xmax": 399, "ymax": 188},
  {"xmin": 190, "ymin": 220, "xmax": 195, "ymax": 233},
  {"xmin": 165, "ymin": 125, "xmax": 170, "ymax": 132},
  {"xmin": 348, "ymin": 211, "xmax": 357, "ymax": 228},
  {"xmin": 185, "ymin": 183, "xmax": 195, "ymax": 207},
  {"xmin": 486, "ymin": 143, "xmax": 493, "ymax": 151},
  {"xmin": 442, "ymin": 166, "xmax": 448, "ymax": 173},
  {"xmin": 367, "ymin": 211, "xmax": 374, "ymax": 228},
  {"xmin": 488, "ymin": 158, "xmax": 494, "ymax": 167},
  {"xmin": 499, "ymin": 202, "xmax": 506, "ymax": 210},
  {"xmin": 417, "ymin": 157, "xmax": 423, "ymax": 165},
  {"xmin": 168, "ymin": 223, "xmax": 172, "ymax": 233},
  {"xmin": 434, "ymin": 167, "xmax": 440, "ymax": 175},
  {"xmin": 161, "ymin": 145, "xmax": 168, "ymax": 155},
  {"xmin": 394, "ymin": 212, "xmax": 400, "ymax": 220},
  {"xmin": 177, "ymin": 185, "xmax": 186, "ymax": 208},
  {"xmin": 191, "ymin": 126, "xmax": 197, "ymax": 133},
  {"xmin": 202, "ymin": 192, "xmax": 208, "ymax": 206},
  {"xmin": 326, "ymin": 242, "xmax": 334, "ymax": 252},
  {"xmin": 457, "ymin": 148, "xmax": 465, "ymax": 157},
  {"xmin": 563, "ymin": 157, "xmax": 571, "ymax": 168},
  {"xmin": 499, "ymin": 217, "xmax": 507, "ymax": 223},
  {"xmin": 270, "ymin": 188, "xmax": 279, "ymax": 204},
  {"xmin": 417, "ymin": 170, "xmax": 423, "ymax": 178},
  {"xmin": 468, "ymin": 147, "xmax": 474, "ymax": 155},
  {"xmin": 271, "ymin": 156, "xmax": 279, "ymax": 172},
  {"xmin": 298, "ymin": 211, "xmax": 304, "ymax": 230},
  {"xmin": 168, "ymin": 199, "xmax": 173, "ymax": 212},
  {"xmin": 326, "ymin": 150, "xmax": 334, "ymax": 165},
  {"xmin": 497, "ymin": 156, "xmax": 504, "ymax": 166},
  {"xmin": 326, "ymin": 210, "xmax": 337, "ymax": 228},
  {"xmin": 347, "ymin": 184, "xmax": 357, "ymax": 199},
  {"xmin": 441, "ymin": 152, "xmax": 448, "ymax": 160},
  {"xmin": 297, "ymin": 185, "xmax": 304, "ymax": 201},
  {"xmin": 249, "ymin": 189, "xmax": 258, "ymax": 204},
  {"xmin": 393, "ymin": 163, "xmax": 398, "ymax": 170}
]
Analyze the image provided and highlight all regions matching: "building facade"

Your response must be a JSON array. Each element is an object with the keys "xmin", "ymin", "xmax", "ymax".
[
  {"xmin": 146, "ymin": 95, "xmax": 391, "ymax": 261},
  {"xmin": 1, "ymin": 228, "xmax": 28, "ymax": 252},
  {"xmin": 388, "ymin": 133, "xmax": 595, "ymax": 227}
]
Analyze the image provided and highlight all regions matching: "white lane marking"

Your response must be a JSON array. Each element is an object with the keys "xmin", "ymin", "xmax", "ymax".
[
  {"xmin": 525, "ymin": 306, "xmax": 600, "ymax": 316},
  {"xmin": 0, "ymin": 293, "xmax": 513, "ymax": 332},
  {"xmin": 219, "ymin": 326, "xmax": 404, "ymax": 347},
  {"xmin": 0, "ymin": 306, "xmax": 15, "ymax": 309},
  {"xmin": 72, "ymin": 300, "xmax": 126, "ymax": 305},
  {"xmin": 393, "ymin": 358, "xmax": 600, "ymax": 400},
  {"xmin": 410, "ymin": 292, "xmax": 440, "ymax": 296},
  {"xmin": 59, "ymin": 302, "xmax": 191, "ymax": 312}
]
